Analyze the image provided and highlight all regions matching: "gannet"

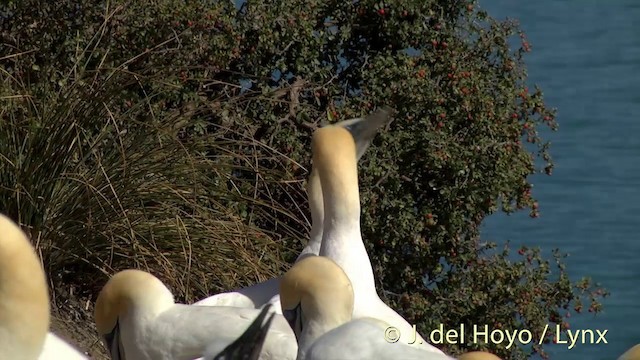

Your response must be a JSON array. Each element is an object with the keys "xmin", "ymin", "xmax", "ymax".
[
  {"xmin": 0, "ymin": 213, "xmax": 87, "ymax": 359},
  {"xmin": 280, "ymin": 255, "xmax": 455, "ymax": 360},
  {"xmin": 94, "ymin": 269, "xmax": 296, "ymax": 360},
  {"xmin": 311, "ymin": 116, "xmax": 446, "ymax": 353},
  {"xmin": 194, "ymin": 107, "xmax": 392, "ymax": 313}
]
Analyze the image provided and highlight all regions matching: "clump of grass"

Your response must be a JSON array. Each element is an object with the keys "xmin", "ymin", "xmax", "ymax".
[{"xmin": 0, "ymin": 66, "xmax": 302, "ymax": 305}]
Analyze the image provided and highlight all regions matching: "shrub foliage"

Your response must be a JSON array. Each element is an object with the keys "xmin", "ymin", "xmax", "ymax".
[{"xmin": 0, "ymin": 0, "xmax": 605, "ymax": 358}]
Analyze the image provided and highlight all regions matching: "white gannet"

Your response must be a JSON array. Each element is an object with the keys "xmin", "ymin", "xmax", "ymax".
[
  {"xmin": 311, "ymin": 115, "xmax": 446, "ymax": 353},
  {"xmin": 280, "ymin": 255, "xmax": 455, "ymax": 360},
  {"xmin": 619, "ymin": 344, "xmax": 640, "ymax": 360},
  {"xmin": 194, "ymin": 108, "xmax": 392, "ymax": 312},
  {"xmin": 0, "ymin": 213, "xmax": 87, "ymax": 360},
  {"xmin": 200, "ymin": 304, "xmax": 277, "ymax": 360},
  {"xmin": 94, "ymin": 269, "xmax": 297, "ymax": 360}
]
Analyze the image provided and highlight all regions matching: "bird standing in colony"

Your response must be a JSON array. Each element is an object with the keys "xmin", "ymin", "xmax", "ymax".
[
  {"xmin": 311, "ymin": 112, "xmax": 445, "ymax": 353},
  {"xmin": 280, "ymin": 255, "xmax": 455, "ymax": 360},
  {"xmin": 194, "ymin": 107, "xmax": 393, "ymax": 313},
  {"xmin": 94, "ymin": 269, "xmax": 296, "ymax": 360}
]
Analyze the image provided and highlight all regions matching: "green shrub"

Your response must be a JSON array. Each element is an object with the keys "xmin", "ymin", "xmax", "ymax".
[{"xmin": 0, "ymin": 1, "xmax": 606, "ymax": 358}]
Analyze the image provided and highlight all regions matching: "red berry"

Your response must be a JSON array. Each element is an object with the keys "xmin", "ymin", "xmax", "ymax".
[{"xmin": 378, "ymin": 8, "xmax": 385, "ymax": 15}]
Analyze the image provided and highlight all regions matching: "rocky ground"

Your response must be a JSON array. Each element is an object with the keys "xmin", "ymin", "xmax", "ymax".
[{"xmin": 50, "ymin": 283, "xmax": 107, "ymax": 359}]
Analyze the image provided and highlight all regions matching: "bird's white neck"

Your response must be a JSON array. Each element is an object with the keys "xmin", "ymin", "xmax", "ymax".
[
  {"xmin": 296, "ymin": 168, "xmax": 324, "ymax": 263},
  {"xmin": 118, "ymin": 281, "xmax": 175, "ymax": 355},
  {"xmin": 298, "ymin": 310, "xmax": 350, "ymax": 359},
  {"xmin": 317, "ymin": 162, "xmax": 376, "ymax": 296},
  {"xmin": 319, "ymin": 222, "xmax": 376, "ymax": 298}
]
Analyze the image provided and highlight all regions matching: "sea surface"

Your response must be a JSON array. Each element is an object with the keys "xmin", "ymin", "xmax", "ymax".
[{"xmin": 478, "ymin": 1, "xmax": 640, "ymax": 359}]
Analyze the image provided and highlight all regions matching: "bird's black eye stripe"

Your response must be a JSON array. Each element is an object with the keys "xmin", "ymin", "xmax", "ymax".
[
  {"xmin": 296, "ymin": 305, "xmax": 304, "ymax": 335},
  {"xmin": 104, "ymin": 320, "xmax": 123, "ymax": 360},
  {"xmin": 283, "ymin": 303, "xmax": 303, "ymax": 342},
  {"xmin": 283, "ymin": 307, "xmax": 297, "ymax": 324}
]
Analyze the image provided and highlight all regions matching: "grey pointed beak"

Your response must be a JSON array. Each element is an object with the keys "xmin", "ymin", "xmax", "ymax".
[{"xmin": 333, "ymin": 106, "xmax": 393, "ymax": 160}]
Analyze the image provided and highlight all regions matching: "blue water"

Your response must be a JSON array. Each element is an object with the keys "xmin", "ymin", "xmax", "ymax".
[{"xmin": 478, "ymin": 1, "xmax": 640, "ymax": 359}]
